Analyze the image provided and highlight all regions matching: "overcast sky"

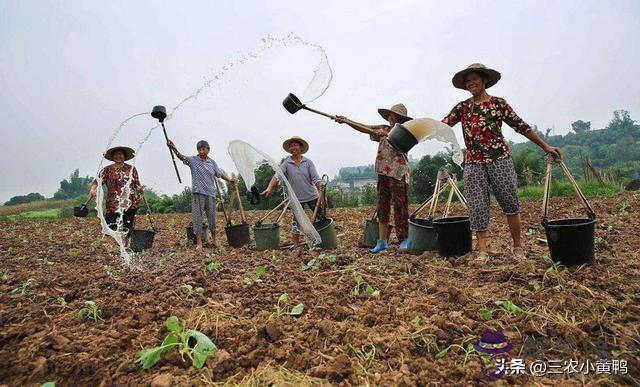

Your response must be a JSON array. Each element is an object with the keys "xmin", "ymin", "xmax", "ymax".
[{"xmin": 1, "ymin": 0, "xmax": 639, "ymax": 202}]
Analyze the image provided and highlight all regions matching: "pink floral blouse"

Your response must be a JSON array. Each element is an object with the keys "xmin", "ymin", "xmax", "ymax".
[{"xmin": 370, "ymin": 125, "xmax": 410, "ymax": 181}]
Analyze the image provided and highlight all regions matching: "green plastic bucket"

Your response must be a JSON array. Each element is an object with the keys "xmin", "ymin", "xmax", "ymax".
[
  {"xmin": 253, "ymin": 223, "xmax": 280, "ymax": 251},
  {"xmin": 314, "ymin": 218, "xmax": 338, "ymax": 250},
  {"xmin": 407, "ymin": 218, "xmax": 437, "ymax": 254}
]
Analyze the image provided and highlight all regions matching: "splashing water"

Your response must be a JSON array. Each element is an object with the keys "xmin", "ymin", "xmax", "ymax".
[
  {"xmin": 402, "ymin": 118, "xmax": 464, "ymax": 165},
  {"xmin": 228, "ymin": 140, "xmax": 322, "ymax": 246},
  {"xmin": 94, "ymin": 34, "xmax": 332, "ymax": 264}
]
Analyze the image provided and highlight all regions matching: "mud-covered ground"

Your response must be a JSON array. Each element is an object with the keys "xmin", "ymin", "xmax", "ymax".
[{"xmin": 1, "ymin": 193, "xmax": 638, "ymax": 386}]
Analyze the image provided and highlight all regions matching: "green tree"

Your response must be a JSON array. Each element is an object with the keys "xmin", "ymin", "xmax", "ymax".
[
  {"xmin": 53, "ymin": 169, "xmax": 94, "ymax": 200},
  {"xmin": 571, "ymin": 120, "xmax": 591, "ymax": 133},
  {"xmin": 4, "ymin": 193, "xmax": 45, "ymax": 206},
  {"xmin": 410, "ymin": 154, "xmax": 461, "ymax": 202}
]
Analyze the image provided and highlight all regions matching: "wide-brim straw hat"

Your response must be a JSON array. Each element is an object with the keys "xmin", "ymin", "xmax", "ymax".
[
  {"xmin": 378, "ymin": 103, "xmax": 412, "ymax": 123},
  {"xmin": 104, "ymin": 146, "xmax": 135, "ymax": 161},
  {"xmin": 282, "ymin": 136, "xmax": 309, "ymax": 154},
  {"xmin": 452, "ymin": 63, "xmax": 501, "ymax": 90}
]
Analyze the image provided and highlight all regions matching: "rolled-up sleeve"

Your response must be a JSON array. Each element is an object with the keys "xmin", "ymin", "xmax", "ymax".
[
  {"xmin": 183, "ymin": 155, "xmax": 193, "ymax": 166},
  {"xmin": 369, "ymin": 125, "xmax": 389, "ymax": 142}
]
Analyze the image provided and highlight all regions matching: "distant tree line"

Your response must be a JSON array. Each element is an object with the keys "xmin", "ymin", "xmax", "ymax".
[{"xmin": 4, "ymin": 110, "xmax": 638, "ymax": 211}]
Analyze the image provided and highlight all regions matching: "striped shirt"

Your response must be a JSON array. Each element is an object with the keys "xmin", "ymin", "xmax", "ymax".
[{"xmin": 184, "ymin": 155, "xmax": 223, "ymax": 197}]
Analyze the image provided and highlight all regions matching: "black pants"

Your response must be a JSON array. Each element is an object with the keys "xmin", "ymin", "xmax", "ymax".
[{"xmin": 105, "ymin": 209, "xmax": 137, "ymax": 236}]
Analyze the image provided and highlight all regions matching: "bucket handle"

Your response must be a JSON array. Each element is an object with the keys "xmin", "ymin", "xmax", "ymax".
[
  {"xmin": 311, "ymin": 175, "xmax": 329, "ymax": 223},
  {"xmin": 140, "ymin": 193, "xmax": 156, "ymax": 232},
  {"xmin": 213, "ymin": 178, "xmax": 231, "ymax": 226},
  {"xmin": 541, "ymin": 156, "xmax": 596, "ymax": 224},
  {"xmin": 256, "ymin": 198, "xmax": 289, "ymax": 225}
]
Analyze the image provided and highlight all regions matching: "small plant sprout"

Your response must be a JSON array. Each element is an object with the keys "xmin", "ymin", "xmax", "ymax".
[
  {"xmin": 243, "ymin": 266, "xmax": 265, "ymax": 286},
  {"xmin": 11, "ymin": 278, "xmax": 35, "ymax": 295},
  {"xmin": 269, "ymin": 293, "xmax": 305, "ymax": 320},
  {"xmin": 182, "ymin": 284, "xmax": 205, "ymax": 298},
  {"xmin": 204, "ymin": 261, "xmax": 221, "ymax": 274},
  {"xmin": 77, "ymin": 301, "xmax": 104, "ymax": 322},
  {"xmin": 352, "ymin": 273, "xmax": 380, "ymax": 297},
  {"xmin": 57, "ymin": 296, "xmax": 68, "ymax": 308},
  {"xmin": 136, "ymin": 316, "xmax": 218, "ymax": 370},
  {"xmin": 494, "ymin": 300, "xmax": 524, "ymax": 316},
  {"xmin": 0, "ymin": 269, "xmax": 9, "ymax": 280},
  {"xmin": 36, "ymin": 257, "xmax": 54, "ymax": 265}
]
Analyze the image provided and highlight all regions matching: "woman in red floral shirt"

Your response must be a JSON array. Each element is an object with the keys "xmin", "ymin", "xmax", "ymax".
[
  {"xmin": 442, "ymin": 64, "xmax": 562, "ymax": 261},
  {"xmin": 89, "ymin": 146, "xmax": 143, "ymax": 238}
]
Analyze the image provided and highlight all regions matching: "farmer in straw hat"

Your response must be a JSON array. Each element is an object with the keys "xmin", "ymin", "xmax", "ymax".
[
  {"xmin": 442, "ymin": 63, "xmax": 562, "ymax": 261},
  {"xmin": 334, "ymin": 104, "xmax": 412, "ymax": 253},
  {"xmin": 167, "ymin": 139, "xmax": 237, "ymax": 250},
  {"xmin": 262, "ymin": 136, "xmax": 325, "ymax": 245},
  {"xmin": 89, "ymin": 146, "xmax": 143, "ymax": 242}
]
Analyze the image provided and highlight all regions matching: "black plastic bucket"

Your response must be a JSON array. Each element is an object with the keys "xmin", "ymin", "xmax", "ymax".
[
  {"xmin": 186, "ymin": 222, "xmax": 209, "ymax": 244},
  {"xmin": 386, "ymin": 123, "xmax": 417, "ymax": 154},
  {"xmin": 408, "ymin": 218, "xmax": 437, "ymax": 254},
  {"xmin": 253, "ymin": 223, "xmax": 280, "ymax": 251},
  {"xmin": 544, "ymin": 218, "xmax": 595, "ymax": 266},
  {"xmin": 130, "ymin": 229, "xmax": 155, "ymax": 252},
  {"xmin": 313, "ymin": 218, "xmax": 338, "ymax": 250},
  {"xmin": 283, "ymin": 93, "xmax": 304, "ymax": 114},
  {"xmin": 73, "ymin": 205, "xmax": 89, "ymax": 218},
  {"xmin": 225, "ymin": 223, "xmax": 250, "ymax": 248},
  {"xmin": 433, "ymin": 216, "xmax": 472, "ymax": 257}
]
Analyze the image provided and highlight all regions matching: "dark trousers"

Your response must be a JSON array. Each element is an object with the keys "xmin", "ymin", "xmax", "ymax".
[{"xmin": 105, "ymin": 209, "xmax": 137, "ymax": 236}]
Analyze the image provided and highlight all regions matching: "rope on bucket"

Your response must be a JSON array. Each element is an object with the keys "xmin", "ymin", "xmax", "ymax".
[{"xmin": 542, "ymin": 155, "xmax": 596, "ymax": 224}]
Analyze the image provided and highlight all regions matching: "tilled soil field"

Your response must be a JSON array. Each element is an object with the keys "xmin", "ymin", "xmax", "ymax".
[{"xmin": 0, "ymin": 193, "xmax": 639, "ymax": 386}]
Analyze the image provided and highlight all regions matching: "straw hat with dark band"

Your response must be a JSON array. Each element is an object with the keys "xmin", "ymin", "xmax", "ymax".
[
  {"xmin": 282, "ymin": 136, "xmax": 309, "ymax": 154},
  {"xmin": 452, "ymin": 63, "xmax": 501, "ymax": 90},
  {"xmin": 378, "ymin": 103, "xmax": 412, "ymax": 123},
  {"xmin": 104, "ymin": 146, "xmax": 135, "ymax": 161}
]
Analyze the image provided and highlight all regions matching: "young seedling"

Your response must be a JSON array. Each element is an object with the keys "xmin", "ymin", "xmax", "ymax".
[
  {"xmin": 0, "ymin": 269, "xmax": 9, "ymax": 281},
  {"xmin": 36, "ymin": 257, "xmax": 54, "ymax": 266},
  {"xmin": 243, "ymin": 266, "xmax": 265, "ymax": 286},
  {"xmin": 204, "ymin": 261, "xmax": 221, "ymax": 274},
  {"xmin": 11, "ymin": 278, "xmax": 35, "ymax": 295},
  {"xmin": 57, "ymin": 296, "xmax": 68, "ymax": 308},
  {"xmin": 136, "ymin": 316, "xmax": 217, "ymax": 370},
  {"xmin": 268, "ymin": 293, "xmax": 305, "ymax": 320},
  {"xmin": 352, "ymin": 273, "xmax": 380, "ymax": 297},
  {"xmin": 182, "ymin": 284, "xmax": 204, "ymax": 298},
  {"xmin": 494, "ymin": 300, "xmax": 524, "ymax": 316},
  {"xmin": 77, "ymin": 301, "xmax": 104, "ymax": 322}
]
